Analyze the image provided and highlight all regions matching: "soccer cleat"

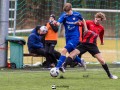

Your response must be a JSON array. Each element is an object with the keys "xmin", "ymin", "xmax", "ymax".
[
  {"xmin": 59, "ymin": 67, "xmax": 65, "ymax": 73},
  {"xmin": 109, "ymin": 75, "xmax": 118, "ymax": 79},
  {"xmin": 80, "ymin": 58, "xmax": 87, "ymax": 70}
]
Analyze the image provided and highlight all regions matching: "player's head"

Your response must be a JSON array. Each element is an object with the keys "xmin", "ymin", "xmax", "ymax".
[
  {"xmin": 49, "ymin": 14, "xmax": 55, "ymax": 22},
  {"xmin": 63, "ymin": 3, "xmax": 72, "ymax": 15},
  {"xmin": 35, "ymin": 25, "xmax": 41, "ymax": 31},
  {"xmin": 35, "ymin": 25, "xmax": 47, "ymax": 35},
  {"xmin": 50, "ymin": 14, "xmax": 55, "ymax": 19},
  {"xmin": 94, "ymin": 12, "xmax": 106, "ymax": 25}
]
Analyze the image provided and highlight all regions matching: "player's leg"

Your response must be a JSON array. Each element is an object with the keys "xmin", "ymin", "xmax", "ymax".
[
  {"xmin": 88, "ymin": 44, "xmax": 118, "ymax": 79},
  {"xmin": 94, "ymin": 53, "xmax": 118, "ymax": 79},
  {"xmin": 94, "ymin": 53, "xmax": 111, "ymax": 76},
  {"xmin": 53, "ymin": 50, "xmax": 61, "ymax": 60},
  {"xmin": 63, "ymin": 43, "xmax": 85, "ymax": 68},
  {"xmin": 67, "ymin": 39, "xmax": 86, "ymax": 68},
  {"xmin": 63, "ymin": 51, "xmax": 86, "ymax": 68},
  {"xmin": 55, "ymin": 38, "xmax": 73, "ymax": 69},
  {"xmin": 66, "ymin": 49, "xmax": 81, "ymax": 63},
  {"xmin": 32, "ymin": 48, "xmax": 51, "ymax": 68},
  {"xmin": 63, "ymin": 43, "xmax": 86, "ymax": 69},
  {"xmin": 49, "ymin": 43, "xmax": 58, "ymax": 65},
  {"xmin": 56, "ymin": 48, "xmax": 67, "ymax": 69}
]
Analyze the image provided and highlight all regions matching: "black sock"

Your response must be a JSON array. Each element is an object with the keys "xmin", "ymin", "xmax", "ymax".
[
  {"xmin": 102, "ymin": 63, "xmax": 111, "ymax": 77},
  {"xmin": 63, "ymin": 57, "xmax": 73, "ymax": 68}
]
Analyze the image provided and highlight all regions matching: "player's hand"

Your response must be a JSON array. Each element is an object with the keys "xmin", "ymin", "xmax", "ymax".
[
  {"xmin": 75, "ymin": 21, "xmax": 80, "ymax": 25},
  {"xmin": 52, "ymin": 20, "xmax": 57, "ymax": 26}
]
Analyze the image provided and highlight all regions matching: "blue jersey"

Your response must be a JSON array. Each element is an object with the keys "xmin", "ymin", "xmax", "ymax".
[{"xmin": 58, "ymin": 11, "xmax": 83, "ymax": 38}]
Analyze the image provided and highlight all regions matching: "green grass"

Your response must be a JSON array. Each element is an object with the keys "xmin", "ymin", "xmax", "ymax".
[{"xmin": 0, "ymin": 67, "xmax": 120, "ymax": 90}]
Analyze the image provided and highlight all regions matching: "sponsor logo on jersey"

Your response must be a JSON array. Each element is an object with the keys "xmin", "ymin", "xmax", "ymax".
[
  {"xmin": 67, "ymin": 25, "xmax": 75, "ymax": 30},
  {"xmin": 73, "ymin": 18, "xmax": 75, "ymax": 20},
  {"xmin": 66, "ymin": 21, "xmax": 78, "ymax": 24}
]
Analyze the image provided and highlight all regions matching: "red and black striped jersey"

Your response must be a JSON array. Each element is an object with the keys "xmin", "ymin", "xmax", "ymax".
[
  {"xmin": 82, "ymin": 30, "xmax": 98, "ymax": 44},
  {"xmin": 80, "ymin": 20, "xmax": 104, "ymax": 44},
  {"xmin": 86, "ymin": 20, "xmax": 104, "ymax": 44}
]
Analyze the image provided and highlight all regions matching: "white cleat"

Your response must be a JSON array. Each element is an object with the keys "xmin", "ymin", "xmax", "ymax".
[
  {"xmin": 59, "ymin": 67, "xmax": 65, "ymax": 73},
  {"xmin": 81, "ymin": 58, "xmax": 87, "ymax": 71},
  {"xmin": 109, "ymin": 75, "xmax": 118, "ymax": 79}
]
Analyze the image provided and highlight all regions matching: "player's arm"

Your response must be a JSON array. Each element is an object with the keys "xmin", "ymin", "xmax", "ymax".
[
  {"xmin": 53, "ymin": 13, "xmax": 64, "ymax": 26},
  {"xmin": 49, "ymin": 21, "xmax": 58, "ymax": 32},
  {"xmin": 99, "ymin": 28, "xmax": 104, "ymax": 45},
  {"xmin": 53, "ymin": 21, "xmax": 60, "ymax": 26},
  {"xmin": 82, "ymin": 19, "xmax": 88, "ymax": 33}
]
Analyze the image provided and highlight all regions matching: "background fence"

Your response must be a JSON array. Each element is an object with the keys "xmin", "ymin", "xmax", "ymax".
[{"xmin": 9, "ymin": 0, "xmax": 120, "ymax": 63}]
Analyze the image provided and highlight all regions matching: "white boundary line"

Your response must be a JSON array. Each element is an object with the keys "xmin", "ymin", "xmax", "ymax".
[
  {"xmin": 8, "ymin": 29, "xmax": 33, "ymax": 33},
  {"xmin": 72, "ymin": 8, "xmax": 120, "ymax": 13}
]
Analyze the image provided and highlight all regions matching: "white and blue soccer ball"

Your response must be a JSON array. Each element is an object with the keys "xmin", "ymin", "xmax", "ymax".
[
  {"xmin": 40, "ymin": 26, "xmax": 48, "ymax": 33},
  {"xmin": 50, "ymin": 68, "xmax": 59, "ymax": 77}
]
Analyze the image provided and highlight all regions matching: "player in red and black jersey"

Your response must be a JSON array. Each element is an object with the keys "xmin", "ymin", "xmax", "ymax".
[
  {"xmin": 81, "ymin": 19, "xmax": 104, "ymax": 45},
  {"xmin": 64, "ymin": 12, "xmax": 118, "ymax": 79}
]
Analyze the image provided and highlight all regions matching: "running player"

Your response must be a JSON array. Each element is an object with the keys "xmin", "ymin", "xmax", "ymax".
[
  {"xmin": 63, "ymin": 12, "xmax": 105, "ymax": 68},
  {"xmin": 64, "ymin": 12, "xmax": 118, "ymax": 79},
  {"xmin": 52, "ymin": 3, "xmax": 86, "ymax": 72}
]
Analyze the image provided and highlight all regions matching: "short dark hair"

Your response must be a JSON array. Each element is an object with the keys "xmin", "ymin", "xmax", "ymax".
[
  {"xmin": 50, "ymin": 14, "xmax": 55, "ymax": 19},
  {"xmin": 35, "ymin": 25, "xmax": 41, "ymax": 31},
  {"xmin": 63, "ymin": 3, "xmax": 72, "ymax": 12}
]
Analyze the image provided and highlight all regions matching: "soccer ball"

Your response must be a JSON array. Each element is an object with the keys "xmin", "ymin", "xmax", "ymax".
[
  {"xmin": 40, "ymin": 26, "xmax": 48, "ymax": 33},
  {"xmin": 50, "ymin": 68, "xmax": 59, "ymax": 77}
]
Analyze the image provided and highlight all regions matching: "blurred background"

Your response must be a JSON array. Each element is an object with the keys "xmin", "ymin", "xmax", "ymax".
[{"xmin": 8, "ymin": 0, "xmax": 120, "ymax": 64}]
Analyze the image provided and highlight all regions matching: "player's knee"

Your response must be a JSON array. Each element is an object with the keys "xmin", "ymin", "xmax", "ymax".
[
  {"xmin": 61, "ymin": 48, "xmax": 67, "ymax": 55},
  {"xmin": 99, "ymin": 59, "xmax": 105, "ymax": 64},
  {"xmin": 68, "ymin": 54, "xmax": 75, "ymax": 59}
]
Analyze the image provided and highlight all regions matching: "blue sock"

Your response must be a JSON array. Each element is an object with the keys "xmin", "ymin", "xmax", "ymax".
[
  {"xmin": 56, "ymin": 55, "xmax": 66, "ymax": 68},
  {"xmin": 74, "ymin": 56, "xmax": 81, "ymax": 63}
]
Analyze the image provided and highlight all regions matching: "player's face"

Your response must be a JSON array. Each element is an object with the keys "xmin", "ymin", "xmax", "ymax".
[
  {"xmin": 66, "ymin": 10, "xmax": 72, "ymax": 15},
  {"xmin": 49, "ymin": 17, "xmax": 54, "ymax": 22},
  {"xmin": 38, "ymin": 29, "xmax": 46, "ymax": 35},
  {"xmin": 94, "ymin": 18, "xmax": 102, "ymax": 25}
]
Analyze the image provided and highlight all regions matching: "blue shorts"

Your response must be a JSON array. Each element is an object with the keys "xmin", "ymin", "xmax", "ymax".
[{"xmin": 64, "ymin": 36, "xmax": 79, "ymax": 53}]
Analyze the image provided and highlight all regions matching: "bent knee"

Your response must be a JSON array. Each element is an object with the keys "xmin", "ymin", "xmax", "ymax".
[
  {"xmin": 61, "ymin": 48, "xmax": 68, "ymax": 55},
  {"xmin": 69, "ymin": 49, "xmax": 80, "ymax": 59},
  {"xmin": 99, "ymin": 59, "xmax": 105, "ymax": 64}
]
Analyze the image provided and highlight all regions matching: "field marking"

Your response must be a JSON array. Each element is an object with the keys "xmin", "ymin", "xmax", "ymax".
[{"xmin": 0, "ymin": 68, "xmax": 120, "ymax": 73}]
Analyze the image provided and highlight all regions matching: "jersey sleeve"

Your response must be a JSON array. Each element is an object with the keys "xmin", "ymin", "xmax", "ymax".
[
  {"xmin": 78, "ymin": 13, "xmax": 83, "ymax": 21},
  {"xmin": 79, "ymin": 20, "xmax": 90, "ymax": 28},
  {"xmin": 58, "ymin": 13, "xmax": 65, "ymax": 23}
]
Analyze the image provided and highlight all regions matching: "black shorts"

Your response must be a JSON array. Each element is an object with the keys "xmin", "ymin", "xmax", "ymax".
[{"xmin": 76, "ymin": 43, "xmax": 100, "ymax": 57}]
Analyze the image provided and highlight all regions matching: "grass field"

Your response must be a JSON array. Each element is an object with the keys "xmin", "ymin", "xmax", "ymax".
[
  {"xmin": 5, "ymin": 37, "xmax": 120, "ymax": 90},
  {"xmin": 0, "ymin": 66, "xmax": 120, "ymax": 90}
]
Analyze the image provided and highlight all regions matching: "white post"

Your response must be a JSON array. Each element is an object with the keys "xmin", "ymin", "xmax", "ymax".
[
  {"xmin": 0, "ymin": 0, "xmax": 9, "ymax": 67},
  {"xmin": 64, "ymin": 0, "xmax": 67, "ymax": 4},
  {"xmin": 13, "ymin": 0, "xmax": 17, "ymax": 36}
]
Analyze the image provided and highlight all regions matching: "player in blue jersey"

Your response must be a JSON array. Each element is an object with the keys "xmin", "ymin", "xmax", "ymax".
[{"xmin": 52, "ymin": 3, "xmax": 86, "ymax": 72}]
